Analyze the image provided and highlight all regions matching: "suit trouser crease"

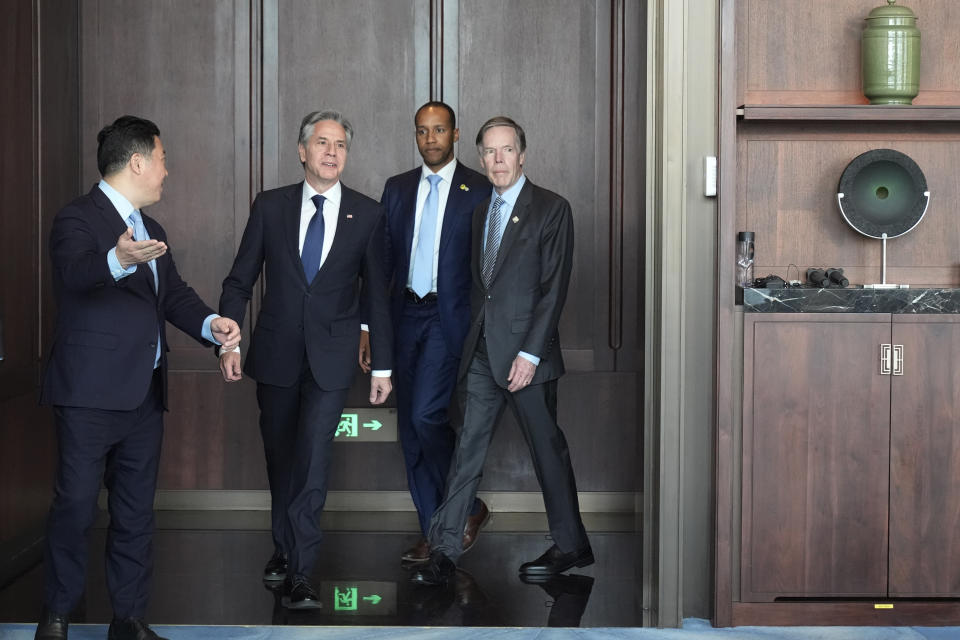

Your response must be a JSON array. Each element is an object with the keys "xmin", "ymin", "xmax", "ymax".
[
  {"xmin": 44, "ymin": 377, "xmax": 163, "ymax": 618},
  {"xmin": 427, "ymin": 344, "xmax": 506, "ymax": 560},
  {"xmin": 257, "ymin": 364, "xmax": 348, "ymax": 577},
  {"xmin": 395, "ymin": 301, "xmax": 459, "ymax": 534}
]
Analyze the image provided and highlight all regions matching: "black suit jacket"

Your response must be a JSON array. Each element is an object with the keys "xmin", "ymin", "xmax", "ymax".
[
  {"xmin": 220, "ymin": 181, "xmax": 392, "ymax": 390},
  {"xmin": 380, "ymin": 161, "xmax": 489, "ymax": 356},
  {"xmin": 460, "ymin": 178, "xmax": 574, "ymax": 387},
  {"xmin": 41, "ymin": 185, "xmax": 215, "ymax": 411}
]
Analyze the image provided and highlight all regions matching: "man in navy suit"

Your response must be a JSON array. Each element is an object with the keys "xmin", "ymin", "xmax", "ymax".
[
  {"xmin": 218, "ymin": 110, "xmax": 393, "ymax": 609},
  {"xmin": 36, "ymin": 115, "xmax": 241, "ymax": 640},
  {"xmin": 361, "ymin": 102, "xmax": 490, "ymax": 563},
  {"xmin": 411, "ymin": 116, "xmax": 593, "ymax": 587}
]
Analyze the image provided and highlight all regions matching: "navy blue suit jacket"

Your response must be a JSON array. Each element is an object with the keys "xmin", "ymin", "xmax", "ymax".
[
  {"xmin": 41, "ymin": 185, "xmax": 215, "ymax": 411},
  {"xmin": 220, "ymin": 181, "xmax": 392, "ymax": 390},
  {"xmin": 379, "ymin": 162, "xmax": 489, "ymax": 357}
]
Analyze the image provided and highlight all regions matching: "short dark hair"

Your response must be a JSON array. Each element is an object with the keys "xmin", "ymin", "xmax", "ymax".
[
  {"xmin": 415, "ymin": 101, "xmax": 456, "ymax": 129},
  {"xmin": 475, "ymin": 116, "xmax": 526, "ymax": 154},
  {"xmin": 97, "ymin": 115, "xmax": 160, "ymax": 177}
]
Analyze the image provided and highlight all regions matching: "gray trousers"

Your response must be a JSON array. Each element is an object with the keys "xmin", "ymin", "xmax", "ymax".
[{"xmin": 427, "ymin": 339, "xmax": 589, "ymax": 561}]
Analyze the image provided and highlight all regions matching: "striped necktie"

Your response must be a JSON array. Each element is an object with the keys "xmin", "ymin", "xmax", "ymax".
[{"xmin": 481, "ymin": 196, "xmax": 504, "ymax": 287}]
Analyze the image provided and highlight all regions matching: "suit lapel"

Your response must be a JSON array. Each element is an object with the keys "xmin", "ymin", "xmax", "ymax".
[
  {"xmin": 400, "ymin": 172, "xmax": 419, "ymax": 266},
  {"xmin": 439, "ymin": 164, "xmax": 467, "ymax": 258},
  {"xmin": 286, "ymin": 182, "xmax": 308, "ymax": 285},
  {"xmin": 472, "ymin": 195, "xmax": 490, "ymax": 286},
  {"xmin": 488, "ymin": 179, "xmax": 533, "ymax": 285},
  {"xmin": 312, "ymin": 184, "xmax": 356, "ymax": 285}
]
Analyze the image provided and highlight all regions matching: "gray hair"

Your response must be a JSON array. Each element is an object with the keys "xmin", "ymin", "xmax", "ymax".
[
  {"xmin": 298, "ymin": 110, "xmax": 354, "ymax": 150},
  {"xmin": 475, "ymin": 116, "xmax": 526, "ymax": 154}
]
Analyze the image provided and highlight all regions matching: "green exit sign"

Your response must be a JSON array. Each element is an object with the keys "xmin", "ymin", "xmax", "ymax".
[
  {"xmin": 334, "ymin": 408, "xmax": 397, "ymax": 442},
  {"xmin": 321, "ymin": 580, "xmax": 397, "ymax": 615}
]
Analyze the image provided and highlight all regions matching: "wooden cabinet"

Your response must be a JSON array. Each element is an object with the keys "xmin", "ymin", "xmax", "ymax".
[{"xmin": 742, "ymin": 313, "xmax": 960, "ymax": 604}]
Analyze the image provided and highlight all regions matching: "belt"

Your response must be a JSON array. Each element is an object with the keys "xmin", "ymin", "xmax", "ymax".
[{"xmin": 404, "ymin": 288, "xmax": 438, "ymax": 305}]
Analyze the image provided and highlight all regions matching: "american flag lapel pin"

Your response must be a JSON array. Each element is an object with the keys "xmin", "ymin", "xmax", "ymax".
[{"xmin": 512, "ymin": 216, "xmax": 519, "ymax": 223}]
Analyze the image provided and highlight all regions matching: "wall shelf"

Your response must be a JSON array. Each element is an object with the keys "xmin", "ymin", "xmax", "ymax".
[{"xmin": 737, "ymin": 105, "xmax": 960, "ymax": 122}]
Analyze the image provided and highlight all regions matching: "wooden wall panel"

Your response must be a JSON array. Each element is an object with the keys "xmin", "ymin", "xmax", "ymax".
[
  {"xmin": 79, "ymin": 0, "xmax": 252, "ymax": 488},
  {"xmin": 737, "ymin": 0, "xmax": 960, "ymax": 105},
  {"xmin": 736, "ymin": 124, "xmax": 960, "ymax": 287}
]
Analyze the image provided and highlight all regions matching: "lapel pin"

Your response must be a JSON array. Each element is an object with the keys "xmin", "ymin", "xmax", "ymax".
[
  {"xmin": 512, "ymin": 216, "xmax": 519, "ymax": 223},
  {"xmin": 346, "ymin": 213, "xmax": 353, "ymax": 219},
  {"xmin": 459, "ymin": 184, "xmax": 469, "ymax": 191}
]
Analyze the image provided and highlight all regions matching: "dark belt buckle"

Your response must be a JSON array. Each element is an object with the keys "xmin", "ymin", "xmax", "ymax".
[{"xmin": 405, "ymin": 288, "xmax": 437, "ymax": 305}]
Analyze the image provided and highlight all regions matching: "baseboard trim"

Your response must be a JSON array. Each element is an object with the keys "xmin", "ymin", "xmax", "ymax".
[{"xmin": 99, "ymin": 490, "xmax": 640, "ymax": 513}]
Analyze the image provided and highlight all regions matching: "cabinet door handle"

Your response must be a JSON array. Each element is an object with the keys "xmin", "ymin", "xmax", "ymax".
[
  {"xmin": 880, "ymin": 343, "xmax": 892, "ymax": 375},
  {"xmin": 893, "ymin": 344, "xmax": 904, "ymax": 376}
]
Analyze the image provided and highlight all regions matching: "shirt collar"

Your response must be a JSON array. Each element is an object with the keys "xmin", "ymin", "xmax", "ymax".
[
  {"xmin": 492, "ymin": 174, "xmax": 526, "ymax": 208},
  {"xmin": 303, "ymin": 180, "xmax": 342, "ymax": 208},
  {"xmin": 98, "ymin": 179, "xmax": 138, "ymax": 221},
  {"xmin": 420, "ymin": 159, "xmax": 457, "ymax": 184}
]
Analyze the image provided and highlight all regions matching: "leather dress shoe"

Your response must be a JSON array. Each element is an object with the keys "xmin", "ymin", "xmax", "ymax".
[
  {"xmin": 34, "ymin": 607, "xmax": 68, "ymax": 640},
  {"xmin": 410, "ymin": 551, "xmax": 456, "ymax": 587},
  {"xmin": 107, "ymin": 618, "xmax": 168, "ymax": 640},
  {"xmin": 461, "ymin": 499, "xmax": 490, "ymax": 554},
  {"xmin": 401, "ymin": 536, "xmax": 432, "ymax": 563},
  {"xmin": 519, "ymin": 544, "xmax": 595, "ymax": 575},
  {"xmin": 263, "ymin": 549, "xmax": 288, "ymax": 582},
  {"xmin": 282, "ymin": 575, "xmax": 322, "ymax": 609}
]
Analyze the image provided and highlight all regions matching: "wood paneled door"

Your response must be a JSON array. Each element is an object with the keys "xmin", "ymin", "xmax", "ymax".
[{"xmin": 65, "ymin": 0, "xmax": 645, "ymax": 499}]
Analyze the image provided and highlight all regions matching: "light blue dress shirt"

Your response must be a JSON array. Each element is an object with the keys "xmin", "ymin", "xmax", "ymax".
[
  {"xmin": 99, "ymin": 180, "xmax": 220, "ymax": 368},
  {"xmin": 481, "ymin": 175, "xmax": 540, "ymax": 367}
]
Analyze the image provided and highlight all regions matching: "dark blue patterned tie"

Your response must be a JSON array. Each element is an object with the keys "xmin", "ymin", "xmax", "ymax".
[{"xmin": 301, "ymin": 194, "xmax": 325, "ymax": 284}]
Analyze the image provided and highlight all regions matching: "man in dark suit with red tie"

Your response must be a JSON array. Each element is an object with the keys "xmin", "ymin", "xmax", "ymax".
[
  {"xmin": 411, "ymin": 116, "xmax": 593, "ymax": 586},
  {"xmin": 361, "ymin": 102, "xmax": 491, "ymax": 563},
  {"xmin": 218, "ymin": 110, "xmax": 393, "ymax": 609},
  {"xmin": 36, "ymin": 115, "xmax": 241, "ymax": 640}
]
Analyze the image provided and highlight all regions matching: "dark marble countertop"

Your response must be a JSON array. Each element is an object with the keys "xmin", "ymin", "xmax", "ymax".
[{"xmin": 740, "ymin": 287, "xmax": 960, "ymax": 314}]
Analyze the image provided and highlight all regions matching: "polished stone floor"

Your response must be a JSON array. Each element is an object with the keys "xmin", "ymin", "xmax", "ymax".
[{"xmin": 0, "ymin": 510, "xmax": 641, "ymax": 628}]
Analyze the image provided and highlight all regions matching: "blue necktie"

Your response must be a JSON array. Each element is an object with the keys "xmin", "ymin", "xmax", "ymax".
[
  {"xmin": 301, "ymin": 194, "xmax": 326, "ymax": 284},
  {"xmin": 128, "ymin": 209, "xmax": 161, "ymax": 368},
  {"xmin": 411, "ymin": 175, "xmax": 442, "ymax": 297},
  {"xmin": 128, "ymin": 210, "xmax": 158, "ymax": 291},
  {"xmin": 481, "ymin": 196, "xmax": 505, "ymax": 288}
]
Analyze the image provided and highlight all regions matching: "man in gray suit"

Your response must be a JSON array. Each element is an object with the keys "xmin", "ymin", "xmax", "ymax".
[{"xmin": 411, "ymin": 116, "xmax": 593, "ymax": 586}]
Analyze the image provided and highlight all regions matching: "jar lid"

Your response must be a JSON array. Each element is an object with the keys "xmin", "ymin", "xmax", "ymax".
[
  {"xmin": 867, "ymin": 0, "xmax": 917, "ymax": 20},
  {"xmin": 737, "ymin": 231, "xmax": 754, "ymax": 241}
]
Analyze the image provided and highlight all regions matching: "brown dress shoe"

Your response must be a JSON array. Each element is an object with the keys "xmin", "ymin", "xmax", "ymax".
[
  {"xmin": 402, "ymin": 536, "xmax": 432, "ymax": 562},
  {"xmin": 462, "ymin": 499, "xmax": 490, "ymax": 553}
]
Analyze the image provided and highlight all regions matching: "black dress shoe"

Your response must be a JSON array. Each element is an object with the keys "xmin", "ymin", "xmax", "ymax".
[
  {"xmin": 263, "ymin": 549, "xmax": 288, "ymax": 582},
  {"xmin": 107, "ymin": 618, "xmax": 168, "ymax": 640},
  {"xmin": 518, "ymin": 544, "xmax": 595, "ymax": 575},
  {"xmin": 282, "ymin": 575, "xmax": 322, "ymax": 609},
  {"xmin": 410, "ymin": 551, "xmax": 456, "ymax": 586},
  {"xmin": 34, "ymin": 607, "xmax": 68, "ymax": 640}
]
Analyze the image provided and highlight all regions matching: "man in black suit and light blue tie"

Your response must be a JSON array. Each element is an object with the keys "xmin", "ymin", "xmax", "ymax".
[
  {"xmin": 35, "ymin": 115, "xmax": 241, "ymax": 640},
  {"xmin": 362, "ymin": 102, "xmax": 490, "ymax": 563},
  {"xmin": 411, "ymin": 116, "xmax": 593, "ymax": 586},
  {"xmin": 218, "ymin": 110, "xmax": 393, "ymax": 609}
]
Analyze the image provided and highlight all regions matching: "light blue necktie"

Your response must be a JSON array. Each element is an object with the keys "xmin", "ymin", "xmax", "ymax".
[
  {"xmin": 481, "ymin": 196, "xmax": 505, "ymax": 288},
  {"xmin": 411, "ymin": 174, "xmax": 442, "ymax": 297},
  {"xmin": 128, "ymin": 210, "xmax": 158, "ymax": 291},
  {"xmin": 301, "ymin": 194, "xmax": 326, "ymax": 284},
  {"xmin": 128, "ymin": 209, "xmax": 161, "ymax": 368}
]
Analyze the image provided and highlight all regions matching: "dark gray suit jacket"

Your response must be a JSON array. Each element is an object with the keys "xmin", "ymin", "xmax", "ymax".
[{"xmin": 459, "ymin": 178, "xmax": 574, "ymax": 387}]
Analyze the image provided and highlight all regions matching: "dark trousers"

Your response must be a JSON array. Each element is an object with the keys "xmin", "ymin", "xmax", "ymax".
[
  {"xmin": 256, "ymin": 361, "xmax": 348, "ymax": 577},
  {"xmin": 43, "ymin": 373, "xmax": 163, "ymax": 618},
  {"xmin": 394, "ymin": 300, "xmax": 460, "ymax": 534},
  {"xmin": 427, "ymin": 340, "xmax": 589, "ymax": 561}
]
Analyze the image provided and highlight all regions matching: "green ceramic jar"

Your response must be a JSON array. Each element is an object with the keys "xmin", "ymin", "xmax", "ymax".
[{"xmin": 862, "ymin": 0, "xmax": 920, "ymax": 104}]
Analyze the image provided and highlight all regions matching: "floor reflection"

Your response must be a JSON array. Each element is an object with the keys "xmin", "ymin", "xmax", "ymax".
[{"xmin": 0, "ymin": 511, "xmax": 640, "ymax": 628}]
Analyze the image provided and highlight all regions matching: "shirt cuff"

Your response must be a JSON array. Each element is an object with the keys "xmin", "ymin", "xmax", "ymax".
[
  {"xmin": 361, "ymin": 324, "xmax": 369, "ymax": 332},
  {"xmin": 218, "ymin": 345, "xmax": 241, "ymax": 357},
  {"xmin": 108, "ymin": 247, "xmax": 137, "ymax": 280},
  {"xmin": 371, "ymin": 369, "xmax": 391, "ymax": 377},
  {"xmin": 201, "ymin": 314, "xmax": 220, "ymax": 344},
  {"xmin": 518, "ymin": 351, "xmax": 541, "ymax": 366}
]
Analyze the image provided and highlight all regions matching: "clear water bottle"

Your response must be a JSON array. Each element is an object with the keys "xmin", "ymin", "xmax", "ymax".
[{"xmin": 736, "ymin": 231, "xmax": 754, "ymax": 287}]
